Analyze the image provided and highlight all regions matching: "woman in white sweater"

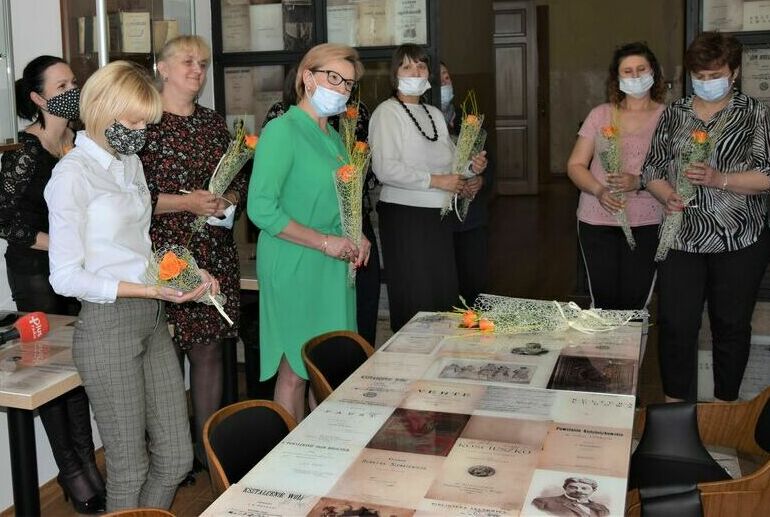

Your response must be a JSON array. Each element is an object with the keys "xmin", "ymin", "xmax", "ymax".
[{"xmin": 370, "ymin": 44, "xmax": 487, "ymax": 331}]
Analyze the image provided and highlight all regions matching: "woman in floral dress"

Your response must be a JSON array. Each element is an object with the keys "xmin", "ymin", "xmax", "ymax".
[{"xmin": 139, "ymin": 36, "xmax": 248, "ymax": 470}]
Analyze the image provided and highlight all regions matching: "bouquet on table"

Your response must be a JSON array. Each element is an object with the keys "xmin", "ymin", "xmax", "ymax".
[
  {"xmin": 597, "ymin": 123, "xmax": 635, "ymax": 249},
  {"xmin": 334, "ymin": 101, "xmax": 371, "ymax": 285},
  {"xmin": 453, "ymin": 294, "xmax": 646, "ymax": 335},
  {"xmin": 441, "ymin": 91, "xmax": 486, "ymax": 221},
  {"xmin": 145, "ymin": 244, "xmax": 234, "ymax": 326},
  {"xmin": 189, "ymin": 119, "xmax": 257, "ymax": 234},
  {"xmin": 654, "ymin": 129, "xmax": 710, "ymax": 262}
]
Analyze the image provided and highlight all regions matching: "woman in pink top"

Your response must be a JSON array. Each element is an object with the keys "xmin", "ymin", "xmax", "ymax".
[{"xmin": 567, "ymin": 42, "xmax": 665, "ymax": 310}]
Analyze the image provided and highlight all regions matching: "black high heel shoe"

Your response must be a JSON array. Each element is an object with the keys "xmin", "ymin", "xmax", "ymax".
[{"xmin": 58, "ymin": 473, "xmax": 106, "ymax": 514}]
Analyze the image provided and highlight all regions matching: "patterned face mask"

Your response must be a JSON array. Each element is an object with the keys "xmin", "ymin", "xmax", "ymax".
[
  {"xmin": 104, "ymin": 120, "xmax": 147, "ymax": 155},
  {"xmin": 45, "ymin": 88, "xmax": 80, "ymax": 120}
]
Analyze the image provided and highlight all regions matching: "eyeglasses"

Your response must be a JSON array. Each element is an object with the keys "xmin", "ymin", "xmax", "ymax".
[{"xmin": 312, "ymin": 69, "xmax": 357, "ymax": 91}]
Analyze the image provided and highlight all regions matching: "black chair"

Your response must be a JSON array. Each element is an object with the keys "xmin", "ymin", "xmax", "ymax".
[
  {"xmin": 301, "ymin": 330, "xmax": 374, "ymax": 404},
  {"xmin": 203, "ymin": 400, "xmax": 297, "ymax": 496},
  {"xmin": 627, "ymin": 388, "xmax": 770, "ymax": 516},
  {"xmin": 630, "ymin": 402, "xmax": 731, "ymax": 490}
]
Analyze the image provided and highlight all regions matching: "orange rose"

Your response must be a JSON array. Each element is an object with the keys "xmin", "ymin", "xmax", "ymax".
[
  {"xmin": 692, "ymin": 130, "xmax": 708, "ymax": 145},
  {"xmin": 478, "ymin": 318, "xmax": 495, "ymax": 332},
  {"xmin": 601, "ymin": 125, "xmax": 617, "ymax": 139},
  {"xmin": 244, "ymin": 134, "xmax": 258, "ymax": 149},
  {"xmin": 337, "ymin": 164, "xmax": 355, "ymax": 183},
  {"xmin": 465, "ymin": 114, "xmax": 480, "ymax": 126},
  {"xmin": 158, "ymin": 251, "xmax": 188, "ymax": 281},
  {"xmin": 345, "ymin": 105, "xmax": 358, "ymax": 119},
  {"xmin": 354, "ymin": 141, "xmax": 369, "ymax": 153},
  {"xmin": 462, "ymin": 310, "xmax": 478, "ymax": 328}
]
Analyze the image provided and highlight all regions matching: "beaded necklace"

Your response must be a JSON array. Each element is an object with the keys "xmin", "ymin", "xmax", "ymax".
[{"xmin": 395, "ymin": 96, "xmax": 438, "ymax": 142}]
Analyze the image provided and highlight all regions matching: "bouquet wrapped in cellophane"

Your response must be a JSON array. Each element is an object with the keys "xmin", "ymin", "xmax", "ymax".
[
  {"xmin": 654, "ymin": 129, "xmax": 710, "ymax": 262},
  {"xmin": 335, "ymin": 101, "xmax": 371, "ymax": 285},
  {"xmin": 453, "ymin": 294, "xmax": 646, "ymax": 335},
  {"xmin": 442, "ymin": 91, "xmax": 485, "ymax": 220},
  {"xmin": 598, "ymin": 124, "xmax": 636, "ymax": 250},
  {"xmin": 190, "ymin": 119, "xmax": 257, "ymax": 233},
  {"xmin": 145, "ymin": 244, "xmax": 234, "ymax": 326}
]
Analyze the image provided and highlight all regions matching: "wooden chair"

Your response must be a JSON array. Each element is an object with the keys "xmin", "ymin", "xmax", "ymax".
[
  {"xmin": 301, "ymin": 330, "xmax": 374, "ymax": 404},
  {"xmin": 203, "ymin": 399, "xmax": 297, "ymax": 497},
  {"xmin": 626, "ymin": 387, "xmax": 770, "ymax": 516},
  {"xmin": 102, "ymin": 509, "xmax": 175, "ymax": 517}
]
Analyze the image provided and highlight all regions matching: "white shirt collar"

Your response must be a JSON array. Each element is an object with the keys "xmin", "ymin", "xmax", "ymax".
[{"xmin": 75, "ymin": 130, "xmax": 119, "ymax": 170}]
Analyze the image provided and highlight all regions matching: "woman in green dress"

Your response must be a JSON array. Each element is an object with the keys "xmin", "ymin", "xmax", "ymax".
[{"xmin": 247, "ymin": 43, "xmax": 369, "ymax": 422}]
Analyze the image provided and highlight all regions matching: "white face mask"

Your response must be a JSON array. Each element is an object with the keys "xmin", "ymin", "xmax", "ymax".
[
  {"xmin": 440, "ymin": 84, "xmax": 454, "ymax": 108},
  {"xmin": 308, "ymin": 74, "xmax": 349, "ymax": 117},
  {"xmin": 691, "ymin": 75, "xmax": 733, "ymax": 102},
  {"xmin": 619, "ymin": 73, "xmax": 654, "ymax": 98},
  {"xmin": 398, "ymin": 76, "xmax": 431, "ymax": 96}
]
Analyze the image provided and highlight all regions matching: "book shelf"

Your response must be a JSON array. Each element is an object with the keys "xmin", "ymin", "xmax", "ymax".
[
  {"xmin": 59, "ymin": 0, "xmax": 196, "ymax": 85},
  {"xmin": 210, "ymin": 0, "xmax": 441, "ymax": 134}
]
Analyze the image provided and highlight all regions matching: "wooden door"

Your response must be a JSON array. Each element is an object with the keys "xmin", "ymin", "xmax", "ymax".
[{"xmin": 493, "ymin": 0, "xmax": 538, "ymax": 195}]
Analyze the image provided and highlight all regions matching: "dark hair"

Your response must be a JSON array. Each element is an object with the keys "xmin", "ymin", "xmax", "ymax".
[
  {"xmin": 606, "ymin": 42, "xmax": 665, "ymax": 105},
  {"xmin": 15, "ymin": 55, "xmax": 67, "ymax": 128},
  {"xmin": 390, "ymin": 44, "xmax": 430, "ymax": 94},
  {"xmin": 283, "ymin": 65, "xmax": 298, "ymax": 106},
  {"xmin": 685, "ymin": 31, "xmax": 742, "ymax": 73}
]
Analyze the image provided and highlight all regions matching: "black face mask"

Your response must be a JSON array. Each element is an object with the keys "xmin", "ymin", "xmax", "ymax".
[
  {"xmin": 104, "ymin": 121, "xmax": 147, "ymax": 155},
  {"xmin": 45, "ymin": 88, "xmax": 80, "ymax": 120}
]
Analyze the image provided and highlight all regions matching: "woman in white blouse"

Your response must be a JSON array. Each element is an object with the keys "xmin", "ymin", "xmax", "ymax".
[
  {"xmin": 370, "ymin": 44, "xmax": 487, "ymax": 331},
  {"xmin": 45, "ymin": 61, "xmax": 219, "ymax": 511}
]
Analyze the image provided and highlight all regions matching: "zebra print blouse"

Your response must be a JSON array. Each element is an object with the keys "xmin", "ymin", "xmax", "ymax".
[{"xmin": 641, "ymin": 91, "xmax": 770, "ymax": 253}]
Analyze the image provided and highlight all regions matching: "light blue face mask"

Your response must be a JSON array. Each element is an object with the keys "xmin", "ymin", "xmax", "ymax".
[
  {"xmin": 440, "ymin": 84, "xmax": 454, "ymax": 108},
  {"xmin": 309, "ymin": 75, "xmax": 349, "ymax": 117},
  {"xmin": 692, "ymin": 75, "xmax": 732, "ymax": 102}
]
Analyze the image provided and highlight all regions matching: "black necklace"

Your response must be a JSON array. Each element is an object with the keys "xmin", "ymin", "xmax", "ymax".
[{"xmin": 395, "ymin": 96, "xmax": 438, "ymax": 142}]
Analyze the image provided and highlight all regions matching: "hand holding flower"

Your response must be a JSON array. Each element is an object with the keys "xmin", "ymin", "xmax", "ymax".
[
  {"xmin": 606, "ymin": 172, "xmax": 639, "ymax": 193},
  {"xmin": 470, "ymin": 150, "xmax": 488, "ymax": 174},
  {"xmin": 664, "ymin": 191, "xmax": 685, "ymax": 215},
  {"xmin": 323, "ymin": 234, "xmax": 360, "ymax": 263},
  {"xmin": 183, "ymin": 189, "xmax": 219, "ymax": 216},
  {"xmin": 431, "ymin": 174, "xmax": 466, "ymax": 193},
  {"xmin": 597, "ymin": 186, "xmax": 625, "ymax": 214},
  {"xmin": 352, "ymin": 235, "xmax": 372, "ymax": 269},
  {"xmin": 461, "ymin": 176, "xmax": 483, "ymax": 199},
  {"xmin": 685, "ymin": 161, "xmax": 721, "ymax": 187}
]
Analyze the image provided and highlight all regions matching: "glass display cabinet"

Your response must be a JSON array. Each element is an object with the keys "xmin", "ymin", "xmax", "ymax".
[
  {"xmin": 0, "ymin": 0, "xmax": 18, "ymax": 151},
  {"xmin": 60, "ymin": 0, "xmax": 196, "ymax": 84},
  {"xmin": 212, "ymin": 0, "xmax": 439, "ymax": 133}
]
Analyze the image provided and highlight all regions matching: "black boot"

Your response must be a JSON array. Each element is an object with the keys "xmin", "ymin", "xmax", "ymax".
[
  {"xmin": 39, "ymin": 392, "xmax": 104, "ymax": 513},
  {"xmin": 67, "ymin": 387, "xmax": 105, "ymax": 497}
]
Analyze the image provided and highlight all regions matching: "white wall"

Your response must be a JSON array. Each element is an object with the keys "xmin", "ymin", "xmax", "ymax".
[{"xmin": 0, "ymin": 0, "xmax": 213, "ymax": 511}]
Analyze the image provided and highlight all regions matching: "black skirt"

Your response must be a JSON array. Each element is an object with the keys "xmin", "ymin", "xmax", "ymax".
[{"xmin": 377, "ymin": 201, "xmax": 459, "ymax": 331}]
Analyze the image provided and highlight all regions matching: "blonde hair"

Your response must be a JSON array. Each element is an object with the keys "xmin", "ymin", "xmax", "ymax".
[
  {"xmin": 158, "ymin": 34, "xmax": 211, "ymax": 63},
  {"xmin": 80, "ymin": 61, "xmax": 162, "ymax": 149},
  {"xmin": 295, "ymin": 43, "xmax": 364, "ymax": 100}
]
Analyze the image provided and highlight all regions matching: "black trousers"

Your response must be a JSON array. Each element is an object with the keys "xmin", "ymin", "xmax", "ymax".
[
  {"xmin": 356, "ymin": 213, "xmax": 381, "ymax": 346},
  {"xmin": 657, "ymin": 230, "xmax": 770, "ymax": 401},
  {"xmin": 454, "ymin": 225, "xmax": 488, "ymax": 307},
  {"xmin": 578, "ymin": 222, "xmax": 659, "ymax": 310},
  {"xmin": 378, "ymin": 202, "xmax": 459, "ymax": 332}
]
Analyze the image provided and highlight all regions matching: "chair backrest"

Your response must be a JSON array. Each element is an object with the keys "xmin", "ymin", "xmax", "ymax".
[
  {"xmin": 302, "ymin": 330, "xmax": 374, "ymax": 403},
  {"xmin": 102, "ymin": 510, "xmax": 176, "ymax": 517},
  {"xmin": 203, "ymin": 400, "xmax": 297, "ymax": 496},
  {"xmin": 630, "ymin": 402, "xmax": 730, "ymax": 489},
  {"xmin": 755, "ymin": 393, "xmax": 770, "ymax": 453}
]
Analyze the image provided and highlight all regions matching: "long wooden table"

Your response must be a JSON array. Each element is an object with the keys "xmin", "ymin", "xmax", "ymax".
[
  {"xmin": 0, "ymin": 314, "xmax": 79, "ymax": 516},
  {"xmin": 203, "ymin": 307, "xmax": 643, "ymax": 516}
]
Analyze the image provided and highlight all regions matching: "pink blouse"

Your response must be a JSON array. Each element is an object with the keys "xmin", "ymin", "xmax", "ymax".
[{"xmin": 576, "ymin": 103, "xmax": 664, "ymax": 226}]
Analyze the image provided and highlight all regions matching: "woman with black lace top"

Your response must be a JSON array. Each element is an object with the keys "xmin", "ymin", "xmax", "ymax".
[
  {"xmin": 0, "ymin": 55, "xmax": 105, "ymax": 514},
  {"xmin": 370, "ymin": 44, "xmax": 487, "ymax": 331}
]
